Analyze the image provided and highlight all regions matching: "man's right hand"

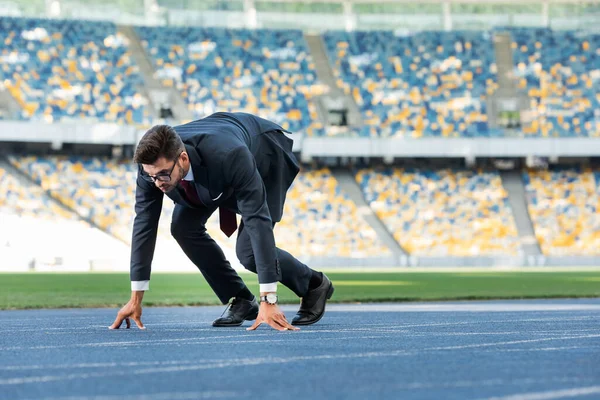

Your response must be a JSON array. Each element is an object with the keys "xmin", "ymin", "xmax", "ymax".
[
  {"xmin": 109, "ymin": 291, "xmax": 146, "ymax": 330},
  {"xmin": 247, "ymin": 301, "xmax": 299, "ymax": 332}
]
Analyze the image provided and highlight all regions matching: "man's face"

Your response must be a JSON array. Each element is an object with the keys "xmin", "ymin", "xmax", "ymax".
[{"xmin": 142, "ymin": 152, "xmax": 188, "ymax": 193}]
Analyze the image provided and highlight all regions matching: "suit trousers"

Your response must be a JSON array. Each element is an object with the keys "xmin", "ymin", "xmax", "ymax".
[{"xmin": 170, "ymin": 204, "xmax": 312, "ymax": 304}]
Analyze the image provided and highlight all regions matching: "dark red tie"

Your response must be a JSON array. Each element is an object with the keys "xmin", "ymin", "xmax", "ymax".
[
  {"xmin": 219, "ymin": 207, "xmax": 237, "ymax": 238},
  {"xmin": 179, "ymin": 180, "xmax": 237, "ymax": 237},
  {"xmin": 179, "ymin": 180, "xmax": 202, "ymax": 207}
]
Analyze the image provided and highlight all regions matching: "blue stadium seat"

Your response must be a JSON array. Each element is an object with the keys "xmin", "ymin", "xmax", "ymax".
[
  {"xmin": 10, "ymin": 156, "xmax": 389, "ymax": 258},
  {"xmin": 356, "ymin": 167, "xmax": 521, "ymax": 255},
  {"xmin": 323, "ymin": 30, "xmax": 497, "ymax": 138},
  {"xmin": 524, "ymin": 167, "xmax": 600, "ymax": 254},
  {"xmin": 0, "ymin": 17, "xmax": 150, "ymax": 125},
  {"xmin": 135, "ymin": 26, "xmax": 326, "ymax": 135},
  {"xmin": 504, "ymin": 27, "xmax": 600, "ymax": 137}
]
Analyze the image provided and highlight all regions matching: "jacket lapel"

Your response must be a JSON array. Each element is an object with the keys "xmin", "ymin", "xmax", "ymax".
[
  {"xmin": 184, "ymin": 144, "xmax": 234, "ymax": 207},
  {"xmin": 185, "ymin": 144, "xmax": 208, "ymax": 187},
  {"xmin": 184, "ymin": 144, "xmax": 215, "ymax": 206}
]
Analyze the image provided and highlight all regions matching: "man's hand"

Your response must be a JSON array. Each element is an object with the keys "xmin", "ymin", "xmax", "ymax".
[
  {"xmin": 247, "ymin": 302, "xmax": 299, "ymax": 331},
  {"xmin": 109, "ymin": 291, "xmax": 146, "ymax": 330}
]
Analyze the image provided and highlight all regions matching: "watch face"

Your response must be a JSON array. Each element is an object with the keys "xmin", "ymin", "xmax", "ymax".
[{"xmin": 266, "ymin": 293, "xmax": 277, "ymax": 303}]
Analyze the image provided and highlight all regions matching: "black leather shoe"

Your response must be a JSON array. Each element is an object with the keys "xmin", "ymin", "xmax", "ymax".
[
  {"xmin": 212, "ymin": 297, "xmax": 259, "ymax": 327},
  {"xmin": 292, "ymin": 273, "xmax": 334, "ymax": 326}
]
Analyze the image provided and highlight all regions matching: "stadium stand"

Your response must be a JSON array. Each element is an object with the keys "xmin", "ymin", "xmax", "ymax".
[
  {"xmin": 0, "ymin": 164, "xmax": 128, "ymax": 271},
  {"xmin": 1, "ymin": 11, "xmax": 599, "ymax": 265},
  {"xmin": 524, "ymin": 167, "xmax": 600, "ymax": 255},
  {"xmin": 277, "ymin": 167, "xmax": 390, "ymax": 257},
  {"xmin": 8, "ymin": 155, "xmax": 229, "ymax": 271},
  {"xmin": 0, "ymin": 17, "xmax": 150, "ymax": 124},
  {"xmin": 508, "ymin": 27, "xmax": 600, "ymax": 137},
  {"xmin": 356, "ymin": 168, "xmax": 521, "ymax": 256},
  {"xmin": 9, "ymin": 155, "xmax": 142, "ymax": 243},
  {"xmin": 0, "ymin": 164, "xmax": 74, "ymax": 220},
  {"xmin": 135, "ymin": 26, "xmax": 326, "ymax": 135},
  {"xmin": 9, "ymin": 157, "xmax": 388, "ymax": 258},
  {"xmin": 323, "ymin": 30, "xmax": 498, "ymax": 138}
]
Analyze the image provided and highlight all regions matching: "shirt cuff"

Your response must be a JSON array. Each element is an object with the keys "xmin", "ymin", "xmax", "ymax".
[
  {"xmin": 259, "ymin": 282, "xmax": 277, "ymax": 293},
  {"xmin": 131, "ymin": 280, "xmax": 149, "ymax": 291}
]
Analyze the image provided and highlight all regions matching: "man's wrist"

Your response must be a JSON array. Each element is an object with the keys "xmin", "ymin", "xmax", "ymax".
[
  {"xmin": 130, "ymin": 291, "xmax": 144, "ymax": 304},
  {"xmin": 259, "ymin": 282, "xmax": 277, "ymax": 293}
]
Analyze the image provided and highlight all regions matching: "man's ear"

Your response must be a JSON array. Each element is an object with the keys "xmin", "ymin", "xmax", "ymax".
[{"xmin": 180, "ymin": 151, "xmax": 189, "ymax": 164}]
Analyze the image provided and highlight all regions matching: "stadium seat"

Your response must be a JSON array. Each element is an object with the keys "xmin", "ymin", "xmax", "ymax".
[
  {"xmin": 0, "ymin": 164, "xmax": 73, "ymax": 220},
  {"xmin": 9, "ymin": 155, "xmax": 172, "ymax": 245},
  {"xmin": 0, "ymin": 164, "xmax": 127, "ymax": 270},
  {"xmin": 356, "ymin": 167, "xmax": 521, "ymax": 255},
  {"xmin": 323, "ymin": 30, "xmax": 497, "ymax": 137},
  {"xmin": 9, "ymin": 157, "xmax": 389, "ymax": 258},
  {"xmin": 524, "ymin": 167, "xmax": 600, "ymax": 255},
  {"xmin": 278, "ymin": 167, "xmax": 390, "ymax": 257},
  {"xmin": 0, "ymin": 17, "xmax": 151, "ymax": 125},
  {"xmin": 135, "ymin": 26, "xmax": 326, "ymax": 136},
  {"xmin": 505, "ymin": 27, "xmax": 600, "ymax": 137}
]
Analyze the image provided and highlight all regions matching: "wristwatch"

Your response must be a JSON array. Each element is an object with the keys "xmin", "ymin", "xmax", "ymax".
[{"xmin": 260, "ymin": 293, "xmax": 278, "ymax": 305}]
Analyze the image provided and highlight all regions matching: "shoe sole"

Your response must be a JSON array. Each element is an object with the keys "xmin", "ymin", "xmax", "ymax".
[
  {"xmin": 212, "ymin": 310, "xmax": 259, "ymax": 327},
  {"xmin": 291, "ymin": 283, "xmax": 335, "ymax": 326}
]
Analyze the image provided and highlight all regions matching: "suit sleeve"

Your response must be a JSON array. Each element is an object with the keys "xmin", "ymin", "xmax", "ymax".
[
  {"xmin": 130, "ymin": 166, "xmax": 164, "ymax": 286},
  {"xmin": 224, "ymin": 146, "xmax": 280, "ymax": 284}
]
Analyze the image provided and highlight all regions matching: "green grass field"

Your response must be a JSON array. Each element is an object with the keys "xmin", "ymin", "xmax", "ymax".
[{"xmin": 1, "ymin": 270, "xmax": 599, "ymax": 310}]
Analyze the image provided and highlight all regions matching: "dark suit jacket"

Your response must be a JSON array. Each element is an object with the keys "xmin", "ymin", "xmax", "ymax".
[{"xmin": 130, "ymin": 112, "xmax": 300, "ymax": 285}]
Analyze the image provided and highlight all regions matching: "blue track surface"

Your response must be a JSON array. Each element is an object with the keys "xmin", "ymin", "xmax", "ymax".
[{"xmin": 1, "ymin": 299, "xmax": 599, "ymax": 400}]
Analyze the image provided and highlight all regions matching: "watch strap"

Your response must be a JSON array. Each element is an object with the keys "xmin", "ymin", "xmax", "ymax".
[{"xmin": 260, "ymin": 294, "xmax": 278, "ymax": 304}]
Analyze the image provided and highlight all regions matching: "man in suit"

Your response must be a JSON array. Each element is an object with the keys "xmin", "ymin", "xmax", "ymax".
[{"xmin": 110, "ymin": 112, "xmax": 334, "ymax": 331}]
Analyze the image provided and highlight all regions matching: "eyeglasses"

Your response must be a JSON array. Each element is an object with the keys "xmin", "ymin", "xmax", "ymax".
[{"xmin": 140, "ymin": 152, "xmax": 182, "ymax": 183}]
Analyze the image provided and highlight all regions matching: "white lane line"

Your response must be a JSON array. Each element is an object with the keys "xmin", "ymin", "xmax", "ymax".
[
  {"xmin": 3, "ymin": 344, "xmax": 597, "ymax": 372},
  {"xmin": 385, "ymin": 376, "xmax": 597, "ymax": 391},
  {"xmin": 23, "ymin": 379, "xmax": 599, "ymax": 400},
  {"xmin": 405, "ymin": 330, "xmax": 600, "ymax": 338},
  {"xmin": 1, "ymin": 360, "xmax": 187, "ymax": 371},
  {"xmin": 0, "ymin": 312, "xmax": 595, "ymax": 333},
  {"xmin": 0, "ymin": 334, "xmax": 383, "ymax": 372},
  {"xmin": 2, "ymin": 337, "xmax": 598, "ymax": 372},
  {"xmin": 2, "ymin": 352, "xmax": 413, "ymax": 385},
  {"xmin": 0, "ymin": 359, "xmax": 234, "ymax": 372},
  {"xmin": 0, "ymin": 324, "xmax": 216, "ymax": 333},
  {"xmin": 2, "ymin": 334, "xmax": 600, "ymax": 386},
  {"xmin": 0, "ymin": 316, "xmax": 596, "ymax": 353},
  {"xmin": 478, "ymin": 345, "xmax": 600, "ymax": 353},
  {"xmin": 0, "ymin": 315, "xmax": 594, "ymax": 337},
  {"xmin": 425, "ymin": 334, "xmax": 600, "ymax": 351},
  {"xmin": 380, "ymin": 316, "xmax": 595, "ymax": 330},
  {"xmin": 2, "ymin": 324, "xmax": 599, "ymax": 352},
  {"xmin": 2, "ymin": 302, "xmax": 600, "ymax": 318},
  {"xmin": 482, "ymin": 385, "xmax": 600, "ymax": 400},
  {"xmin": 325, "ymin": 304, "xmax": 600, "ymax": 312},
  {"xmin": 21, "ymin": 391, "xmax": 239, "ymax": 400},
  {"xmin": 32, "ymin": 329, "xmax": 532, "ymax": 336},
  {"xmin": 0, "ymin": 333, "xmax": 386, "ymax": 351},
  {"xmin": 0, "ymin": 332, "xmax": 278, "ymax": 351}
]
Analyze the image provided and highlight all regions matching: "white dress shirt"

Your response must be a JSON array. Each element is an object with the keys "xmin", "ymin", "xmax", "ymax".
[{"xmin": 131, "ymin": 166, "xmax": 277, "ymax": 293}]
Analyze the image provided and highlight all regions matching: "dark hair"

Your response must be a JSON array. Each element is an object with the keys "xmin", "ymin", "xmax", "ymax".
[{"xmin": 133, "ymin": 125, "xmax": 183, "ymax": 164}]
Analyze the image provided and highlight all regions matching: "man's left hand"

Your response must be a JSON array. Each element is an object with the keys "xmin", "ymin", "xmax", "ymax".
[{"xmin": 247, "ymin": 302, "xmax": 299, "ymax": 331}]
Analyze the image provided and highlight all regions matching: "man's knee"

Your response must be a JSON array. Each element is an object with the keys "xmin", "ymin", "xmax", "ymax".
[
  {"xmin": 171, "ymin": 223, "xmax": 185, "ymax": 241},
  {"xmin": 236, "ymin": 248, "xmax": 256, "ymax": 273},
  {"xmin": 171, "ymin": 222, "xmax": 205, "ymax": 242}
]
